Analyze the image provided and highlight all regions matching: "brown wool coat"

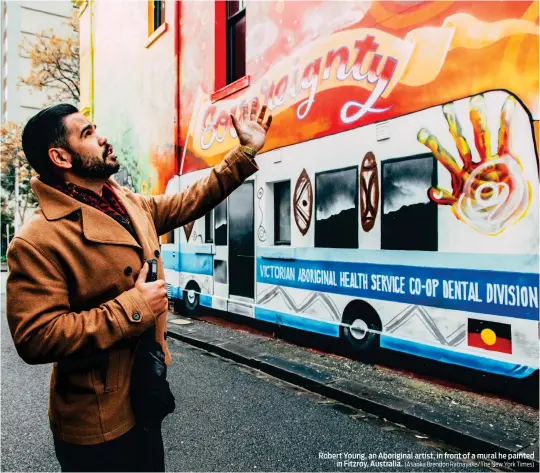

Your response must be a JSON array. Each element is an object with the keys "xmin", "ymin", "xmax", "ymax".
[{"xmin": 6, "ymin": 146, "xmax": 258, "ymax": 445}]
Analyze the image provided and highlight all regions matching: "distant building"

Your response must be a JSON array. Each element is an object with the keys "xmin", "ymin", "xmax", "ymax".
[
  {"xmin": 1, "ymin": 0, "xmax": 74, "ymax": 125},
  {"xmin": 1, "ymin": 1, "xmax": 74, "ymax": 244}
]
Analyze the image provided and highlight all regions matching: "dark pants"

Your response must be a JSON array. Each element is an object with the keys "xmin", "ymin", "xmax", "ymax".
[{"xmin": 53, "ymin": 425, "xmax": 165, "ymax": 472}]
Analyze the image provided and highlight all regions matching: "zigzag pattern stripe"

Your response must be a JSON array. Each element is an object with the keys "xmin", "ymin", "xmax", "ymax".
[
  {"xmin": 386, "ymin": 304, "xmax": 465, "ymax": 347},
  {"xmin": 258, "ymin": 285, "xmax": 341, "ymax": 321}
]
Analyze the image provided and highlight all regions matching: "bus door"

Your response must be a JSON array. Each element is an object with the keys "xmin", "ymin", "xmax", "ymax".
[{"xmin": 228, "ymin": 181, "xmax": 255, "ymax": 316}]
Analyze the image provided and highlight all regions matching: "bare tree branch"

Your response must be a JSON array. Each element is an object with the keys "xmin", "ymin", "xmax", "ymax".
[
  {"xmin": 0, "ymin": 121, "xmax": 39, "ymax": 226},
  {"xmin": 17, "ymin": 11, "xmax": 80, "ymax": 105}
]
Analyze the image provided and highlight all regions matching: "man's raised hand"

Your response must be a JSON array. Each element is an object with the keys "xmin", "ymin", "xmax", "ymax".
[{"xmin": 230, "ymin": 99, "xmax": 273, "ymax": 153}]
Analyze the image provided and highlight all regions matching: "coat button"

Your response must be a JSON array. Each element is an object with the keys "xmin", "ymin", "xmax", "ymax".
[
  {"xmin": 132, "ymin": 312, "xmax": 141, "ymax": 321},
  {"xmin": 154, "ymin": 250, "xmax": 160, "ymax": 257},
  {"xmin": 124, "ymin": 266, "xmax": 133, "ymax": 276}
]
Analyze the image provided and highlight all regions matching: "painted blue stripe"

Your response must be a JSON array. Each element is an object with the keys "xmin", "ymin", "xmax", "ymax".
[
  {"xmin": 256, "ymin": 258, "xmax": 540, "ymax": 320},
  {"xmin": 255, "ymin": 307, "xmax": 340, "ymax": 337},
  {"xmin": 258, "ymin": 246, "xmax": 295, "ymax": 260},
  {"xmin": 258, "ymin": 247, "xmax": 539, "ymax": 273},
  {"xmin": 162, "ymin": 250, "xmax": 213, "ymax": 276},
  {"xmin": 168, "ymin": 285, "xmax": 182, "ymax": 300},
  {"xmin": 380, "ymin": 336, "xmax": 536, "ymax": 379},
  {"xmin": 200, "ymin": 294, "xmax": 212, "ymax": 308},
  {"xmin": 176, "ymin": 244, "xmax": 214, "ymax": 255},
  {"xmin": 162, "ymin": 249, "xmax": 176, "ymax": 271}
]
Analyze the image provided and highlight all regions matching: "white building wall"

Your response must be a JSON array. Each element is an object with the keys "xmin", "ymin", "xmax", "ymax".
[
  {"xmin": 1, "ymin": 1, "xmax": 9, "ymax": 124},
  {"xmin": 1, "ymin": 0, "xmax": 74, "ymax": 126}
]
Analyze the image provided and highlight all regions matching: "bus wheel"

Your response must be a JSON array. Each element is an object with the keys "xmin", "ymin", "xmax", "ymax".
[
  {"xmin": 183, "ymin": 282, "xmax": 200, "ymax": 317},
  {"xmin": 340, "ymin": 301, "xmax": 381, "ymax": 354},
  {"xmin": 172, "ymin": 298, "xmax": 183, "ymax": 314}
]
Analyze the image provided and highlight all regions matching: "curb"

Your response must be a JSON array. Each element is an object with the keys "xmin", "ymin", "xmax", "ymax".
[{"xmin": 167, "ymin": 327, "xmax": 539, "ymax": 472}]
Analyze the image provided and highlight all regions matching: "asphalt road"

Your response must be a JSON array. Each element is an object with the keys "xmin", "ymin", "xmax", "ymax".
[{"xmin": 1, "ymin": 272, "xmax": 487, "ymax": 472}]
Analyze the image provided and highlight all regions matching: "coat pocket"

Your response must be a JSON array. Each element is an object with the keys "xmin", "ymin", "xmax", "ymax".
[{"xmin": 58, "ymin": 353, "xmax": 107, "ymax": 394}]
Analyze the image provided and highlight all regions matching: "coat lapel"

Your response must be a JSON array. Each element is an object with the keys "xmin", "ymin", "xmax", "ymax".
[
  {"xmin": 31, "ymin": 177, "xmax": 142, "ymax": 250},
  {"xmin": 116, "ymin": 192, "xmax": 151, "ymax": 251},
  {"xmin": 80, "ymin": 206, "xmax": 141, "ymax": 249}
]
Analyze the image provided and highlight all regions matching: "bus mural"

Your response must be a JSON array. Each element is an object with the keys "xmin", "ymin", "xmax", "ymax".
[{"xmin": 163, "ymin": 0, "xmax": 539, "ymax": 379}]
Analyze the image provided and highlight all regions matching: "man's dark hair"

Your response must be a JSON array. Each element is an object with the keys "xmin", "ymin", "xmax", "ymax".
[{"xmin": 21, "ymin": 104, "xmax": 79, "ymax": 176}]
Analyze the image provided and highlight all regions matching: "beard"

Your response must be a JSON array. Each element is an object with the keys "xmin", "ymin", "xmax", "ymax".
[{"xmin": 70, "ymin": 145, "xmax": 120, "ymax": 178}]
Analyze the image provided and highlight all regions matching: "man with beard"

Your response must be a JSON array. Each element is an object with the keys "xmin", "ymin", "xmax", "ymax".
[{"xmin": 5, "ymin": 103, "xmax": 272, "ymax": 472}]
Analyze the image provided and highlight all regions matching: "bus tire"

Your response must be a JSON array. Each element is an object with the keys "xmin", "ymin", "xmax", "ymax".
[
  {"xmin": 340, "ymin": 301, "xmax": 381, "ymax": 354},
  {"xmin": 183, "ymin": 282, "xmax": 200, "ymax": 317},
  {"xmin": 172, "ymin": 298, "xmax": 183, "ymax": 314}
]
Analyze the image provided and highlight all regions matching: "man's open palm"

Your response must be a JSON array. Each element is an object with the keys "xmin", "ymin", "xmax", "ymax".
[{"xmin": 230, "ymin": 100, "xmax": 273, "ymax": 153}]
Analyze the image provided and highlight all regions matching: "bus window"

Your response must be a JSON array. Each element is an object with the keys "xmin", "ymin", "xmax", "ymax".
[
  {"xmin": 205, "ymin": 211, "xmax": 214, "ymax": 243},
  {"xmin": 215, "ymin": 200, "xmax": 227, "ymax": 246},
  {"xmin": 274, "ymin": 181, "xmax": 291, "ymax": 245},
  {"xmin": 214, "ymin": 259, "xmax": 227, "ymax": 283},
  {"xmin": 315, "ymin": 166, "xmax": 358, "ymax": 249},
  {"xmin": 381, "ymin": 154, "xmax": 437, "ymax": 251}
]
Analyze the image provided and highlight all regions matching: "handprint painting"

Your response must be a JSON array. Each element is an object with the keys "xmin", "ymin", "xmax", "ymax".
[{"xmin": 418, "ymin": 95, "xmax": 532, "ymax": 236}]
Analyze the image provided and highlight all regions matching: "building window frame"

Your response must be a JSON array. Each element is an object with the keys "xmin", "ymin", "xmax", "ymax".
[
  {"xmin": 212, "ymin": 1, "xmax": 249, "ymax": 101},
  {"xmin": 146, "ymin": 0, "xmax": 168, "ymax": 48},
  {"xmin": 150, "ymin": 0, "xmax": 165, "ymax": 33},
  {"xmin": 226, "ymin": 0, "xmax": 246, "ymax": 85},
  {"xmin": 73, "ymin": 1, "xmax": 89, "ymax": 18}
]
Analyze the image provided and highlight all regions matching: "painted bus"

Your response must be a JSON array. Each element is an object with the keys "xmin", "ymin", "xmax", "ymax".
[{"xmin": 163, "ymin": 0, "xmax": 539, "ymax": 378}]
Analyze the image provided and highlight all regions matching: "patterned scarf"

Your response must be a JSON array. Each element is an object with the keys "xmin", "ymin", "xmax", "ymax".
[{"xmin": 51, "ymin": 180, "xmax": 138, "ymax": 241}]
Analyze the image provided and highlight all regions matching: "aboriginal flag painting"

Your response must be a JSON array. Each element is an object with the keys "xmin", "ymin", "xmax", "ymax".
[{"xmin": 467, "ymin": 319, "xmax": 512, "ymax": 354}]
